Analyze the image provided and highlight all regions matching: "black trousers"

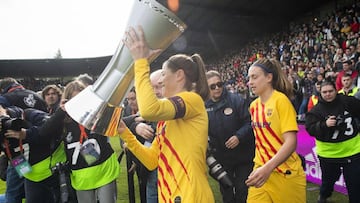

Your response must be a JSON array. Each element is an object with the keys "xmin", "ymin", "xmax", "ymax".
[
  {"xmin": 24, "ymin": 175, "xmax": 60, "ymax": 203},
  {"xmin": 219, "ymin": 162, "xmax": 254, "ymax": 203},
  {"xmin": 319, "ymin": 157, "xmax": 360, "ymax": 203},
  {"xmin": 126, "ymin": 151, "xmax": 147, "ymax": 203}
]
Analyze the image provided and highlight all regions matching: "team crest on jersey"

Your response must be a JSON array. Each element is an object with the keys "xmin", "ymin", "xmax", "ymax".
[
  {"xmin": 23, "ymin": 94, "xmax": 36, "ymax": 107},
  {"xmin": 266, "ymin": 108, "xmax": 273, "ymax": 117}
]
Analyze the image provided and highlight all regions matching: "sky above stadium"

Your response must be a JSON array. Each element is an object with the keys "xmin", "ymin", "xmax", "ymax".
[{"xmin": 0, "ymin": 0, "xmax": 133, "ymax": 59}]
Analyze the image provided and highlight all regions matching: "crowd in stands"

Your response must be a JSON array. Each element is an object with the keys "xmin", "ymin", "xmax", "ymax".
[
  {"xmin": 206, "ymin": 2, "xmax": 360, "ymax": 116},
  {"xmin": 18, "ymin": 78, "xmax": 64, "ymax": 92}
]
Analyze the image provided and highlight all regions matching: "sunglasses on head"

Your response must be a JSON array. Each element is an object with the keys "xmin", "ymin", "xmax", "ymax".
[{"xmin": 209, "ymin": 81, "xmax": 224, "ymax": 90}]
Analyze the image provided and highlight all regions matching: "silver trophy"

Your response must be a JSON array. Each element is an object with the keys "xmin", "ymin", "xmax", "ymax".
[{"xmin": 65, "ymin": 0, "xmax": 186, "ymax": 136}]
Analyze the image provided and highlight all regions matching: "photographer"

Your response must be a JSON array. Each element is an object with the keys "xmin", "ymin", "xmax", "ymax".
[
  {"xmin": 0, "ymin": 77, "xmax": 47, "ymax": 203},
  {"xmin": 0, "ymin": 105, "xmax": 66, "ymax": 203},
  {"xmin": 205, "ymin": 70, "xmax": 254, "ymax": 203},
  {"xmin": 305, "ymin": 80, "xmax": 360, "ymax": 203},
  {"xmin": 40, "ymin": 81, "xmax": 119, "ymax": 203},
  {"xmin": 0, "ymin": 77, "xmax": 47, "ymax": 111},
  {"xmin": 0, "ymin": 105, "xmax": 27, "ymax": 203}
]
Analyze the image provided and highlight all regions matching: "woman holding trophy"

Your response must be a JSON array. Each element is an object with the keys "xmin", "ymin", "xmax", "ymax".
[{"xmin": 117, "ymin": 26, "xmax": 215, "ymax": 203}]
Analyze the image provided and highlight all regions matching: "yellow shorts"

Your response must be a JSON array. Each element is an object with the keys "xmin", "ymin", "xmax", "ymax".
[{"xmin": 247, "ymin": 169, "xmax": 306, "ymax": 203}]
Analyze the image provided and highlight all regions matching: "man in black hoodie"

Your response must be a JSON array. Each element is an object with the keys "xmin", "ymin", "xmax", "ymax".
[
  {"xmin": 0, "ymin": 78, "xmax": 46, "ymax": 111},
  {"xmin": 0, "ymin": 77, "xmax": 47, "ymax": 203},
  {"xmin": 305, "ymin": 80, "xmax": 360, "ymax": 203}
]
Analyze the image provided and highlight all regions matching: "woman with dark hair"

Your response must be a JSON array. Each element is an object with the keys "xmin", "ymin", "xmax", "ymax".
[
  {"xmin": 117, "ymin": 26, "xmax": 214, "ymax": 203},
  {"xmin": 245, "ymin": 58, "xmax": 306, "ymax": 203},
  {"xmin": 305, "ymin": 81, "xmax": 360, "ymax": 203}
]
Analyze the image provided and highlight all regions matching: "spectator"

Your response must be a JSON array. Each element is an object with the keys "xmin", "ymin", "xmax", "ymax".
[
  {"xmin": 237, "ymin": 79, "xmax": 249, "ymax": 100},
  {"xmin": 299, "ymin": 71, "xmax": 316, "ymax": 115},
  {"xmin": 74, "ymin": 73, "xmax": 94, "ymax": 87},
  {"xmin": 335, "ymin": 59, "xmax": 358, "ymax": 91},
  {"xmin": 123, "ymin": 69, "xmax": 163, "ymax": 203},
  {"xmin": 122, "ymin": 87, "xmax": 150, "ymax": 203},
  {"xmin": 308, "ymin": 81, "xmax": 322, "ymax": 112},
  {"xmin": 41, "ymin": 84, "xmax": 62, "ymax": 114},
  {"xmin": 287, "ymin": 74, "xmax": 302, "ymax": 113},
  {"xmin": 145, "ymin": 69, "xmax": 162, "ymax": 203},
  {"xmin": 123, "ymin": 87, "xmax": 138, "ymax": 116},
  {"xmin": 333, "ymin": 48, "xmax": 345, "ymax": 68},
  {"xmin": 338, "ymin": 73, "xmax": 359, "ymax": 96},
  {"xmin": 316, "ymin": 73, "xmax": 325, "ymax": 83}
]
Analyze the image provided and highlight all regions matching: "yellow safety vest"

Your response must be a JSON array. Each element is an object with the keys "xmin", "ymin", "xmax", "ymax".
[
  {"xmin": 310, "ymin": 95, "xmax": 318, "ymax": 106},
  {"xmin": 338, "ymin": 86, "xmax": 359, "ymax": 96}
]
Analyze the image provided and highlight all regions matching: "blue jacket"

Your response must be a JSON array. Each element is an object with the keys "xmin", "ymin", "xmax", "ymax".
[
  {"xmin": 0, "ymin": 107, "xmax": 61, "ymax": 165},
  {"xmin": 206, "ymin": 88, "xmax": 255, "ymax": 165},
  {"xmin": 23, "ymin": 108, "xmax": 64, "ymax": 165},
  {"xmin": 0, "ymin": 84, "xmax": 47, "ymax": 112}
]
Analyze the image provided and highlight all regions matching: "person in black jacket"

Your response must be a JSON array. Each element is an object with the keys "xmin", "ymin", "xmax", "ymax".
[
  {"xmin": 0, "ymin": 77, "xmax": 47, "ymax": 203},
  {"xmin": 121, "ymin": 87, "xmax": 146, "ymax": 203},
  {"xmin": 122, "ymin": 69, "xmax": 162, "ymax": 203},
  {"xmin": 205, "ymin": 70, "xmax": 255, "ymax": 203},
  {"xmin": 1, "ymin": 105, "xmax": 65, "ymax": 203},
  {"xmin": 40, "ymin": 80, "xmax": 119, "ymax": 203},
  {"xmin": 0, "ymin": 77, "xmax": 47, "ymax": 112},
  {"xmin": 122, "ymin": 114, "xmax": 155, "ymax": 203},
  {"xmin": 0, "ymin": 105, "xmax": 27, "ymax": 203},
  {"xmin": 305, "ymin": 80, "xmax": 360, "ymax": 203}
]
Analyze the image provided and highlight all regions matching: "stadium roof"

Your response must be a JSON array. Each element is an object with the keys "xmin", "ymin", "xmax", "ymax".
[
  {"xmin": 0, "ymin": 56, "xmax": 112, "ymax": 78},
  {"xmin": 0, "ymin": 0, "xmax": 332, "ymax": 77}
]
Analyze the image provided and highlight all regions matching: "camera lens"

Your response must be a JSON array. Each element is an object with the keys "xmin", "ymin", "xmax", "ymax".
[{"xmin": 206, "ymin": 155, "xmax": 233, "ymax": 187}]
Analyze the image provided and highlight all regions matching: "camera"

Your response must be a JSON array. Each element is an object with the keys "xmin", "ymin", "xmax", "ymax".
[
  {"xmin": 52, "ymin": 162, "xmax": 71, "ymax": 203},
  {"xmin": 335, "ymin": 115, "xmax": 345, "ymax": 127},
  {"xmin": 0, "ymin": 115, "xmax": 28, "ymax": 139},
  {"xmin": 326, "ymin": 115, "xmax": 346, "ymax": 129},
  {"xmin": 206, "ymin": 146, "xmax": 233, "ymax": 187},
  {"xmin": 0, "ymin": 115, "xmax": 27, "ymax": 132},
  {"xmin": 326, "ymin": 115, "xmax": 345, "ymax": 127}
]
